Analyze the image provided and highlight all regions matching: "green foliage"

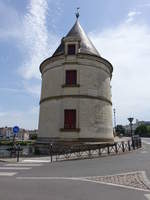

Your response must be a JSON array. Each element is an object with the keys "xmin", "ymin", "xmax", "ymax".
[
  {"xmin": 115, "ymin": 125, "xmax": 125, "ymax": 136},
  {"xmin": 0, "ymin": 140, "xmax": 35, "ymax": 146},
  {"xmin": 135, "ymin": 124, "xmax": 150, "ymax": 137},
  {"xmin": 29, "ymin": 134, "xmax": 37, "ymax": 140}
]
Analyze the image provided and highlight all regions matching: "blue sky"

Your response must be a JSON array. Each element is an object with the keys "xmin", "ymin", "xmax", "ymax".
[{"xmin": 0, "ymin": 0, "xmax": 150, "ymax": 129}]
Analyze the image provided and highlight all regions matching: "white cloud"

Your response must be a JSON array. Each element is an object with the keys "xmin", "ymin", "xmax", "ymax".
[
  {"xmin": 0, "ymin": 0, "xmax": 62, "ymax": 129},
  {"xmin": 23, "ymin": 81, "xmax": 41, "ymax": 96},
  {"xmin": 126, "ymin": 11, "xmax": 141, "ymax": 23},
  {"xmin": 19, "ymin": 0, "xmax": 59, "ymax": 79},
  {"xmin": 90, "ymin": 14, "xmax": 150, "ymax": 125},
  {"xmin": 19, "ymin": 0, "xmax": 49, "ymax": 79}
]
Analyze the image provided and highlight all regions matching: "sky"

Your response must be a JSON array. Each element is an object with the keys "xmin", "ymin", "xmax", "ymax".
[{"xmin": 0, "ymin": 0, "xmax": 150, "ymax": 129}]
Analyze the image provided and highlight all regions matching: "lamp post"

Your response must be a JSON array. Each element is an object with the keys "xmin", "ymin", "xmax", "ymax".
[{"xmin": 128, "ymin": 117, "xmax": 134, "ymax": 148}]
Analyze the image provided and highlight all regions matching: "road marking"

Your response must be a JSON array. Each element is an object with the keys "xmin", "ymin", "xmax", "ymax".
[
  {"xmin": 0, "ymin": 172, "xmax": 17, "ymax": 176},
  {"xmin": 22, "ymin": 159, "xmax": 50, "ymax": 163},
  {"xmin": 6, "ymin": 163, "xmax": 43, "ymax": 167},
  {"xmin": 16, "ymin": 173, "xmax": 150, "ymax": 192},
  {"xmin": 17, "ymin": 177, "xmax": 80, "ymax": 180},
  {"xmin": 145, "ymin": 194, "xmax": 150, "ymax": 199},
  {"xmin": 141, "ymin": 151, "xmax": 148, "ymax": 154},
  {"xmin": 16, "ymin": 176, "xmax": 150, "ymax": 192},
  {"xmin": 142, "ymin": 141, "xmax": 150, "ymax": 145},
  {"xmin": 0, "ymin": 167, "xmax": 31, "ymax": 170}
]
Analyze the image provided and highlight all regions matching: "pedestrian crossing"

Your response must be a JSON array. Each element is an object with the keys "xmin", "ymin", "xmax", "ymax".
[
  {"xmin": 21, "ymin": 157, "xmax": 51, "ymax": 163},
  {"xmin": 6, "ymin": 163, "xmax": 43, "ymax": 167},
  {"xmin": 22, "ymin": 159, "xmax": 50, "ymax": 163},
  {"xmin": 145, "ymin": 194, "xmax": 150, "ymax": 200},
  {"xmin": 0, "ymin": 167, "xmax": 31, "ymax": 170},
  {"xmin": 0, "ymin": 172, "xmax": 17, "ymax": 176},
  {"xmin": 0, "ymin": 163, "xmax": 43, "ymax": 177}
]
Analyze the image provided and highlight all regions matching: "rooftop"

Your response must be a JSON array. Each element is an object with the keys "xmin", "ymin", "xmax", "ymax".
[{"xmin": 52, "ymin": 19, "xmax": 100, "ymax": 57}]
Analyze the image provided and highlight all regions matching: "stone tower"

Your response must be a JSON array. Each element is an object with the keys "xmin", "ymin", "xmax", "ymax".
[{"xmin": 38, "ymin": 16, "xmax": 114, "ymax": 145}]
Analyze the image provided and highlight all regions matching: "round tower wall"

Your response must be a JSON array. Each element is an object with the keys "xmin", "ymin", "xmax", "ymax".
[{"xmin": 38, "ymin": 55, "xmax": 113, "ymax": 142}]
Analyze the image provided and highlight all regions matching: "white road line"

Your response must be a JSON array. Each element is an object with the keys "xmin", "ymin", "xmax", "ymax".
[
  {"xmin": 0, "ymin": 172, "xmax": 17, "ymax": 176},
  {"xmin": 6, "ymin": 163, "xmax": 43, "ymax": 167},
  {"xmin": 0, "ymin": 167, "xmax": 31, "ymax": 170},
  {"xmin": 81, "ymin": 179, "xmax": 150, "ymax": 192},
  {"xmin": 141, "ymin": 151, "xmax": 148, "ymax": 154},
  {"xmin": 142, "ymin": 141, "xmax": 150, "ymax": 145},
  {"xmin": 22, "ymin": 159, "xmax": 50, "ymax": 163},
  {"xmin": 17, "ymin": 177, "xmax": 80, "ymax": 180},
  {"xmin": 16, "ymin": 176, "xmax": 150, "ymax": 192},
  {"xmin": 83, "ymin": 171, "xmax": 146, "ymax": 178},
  {"xmin": 145, "ymin": 194, "xmax": 150, "ymax": 199}
]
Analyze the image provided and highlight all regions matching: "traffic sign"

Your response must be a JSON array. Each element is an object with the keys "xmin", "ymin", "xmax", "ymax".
[{"xmin": 13, "ymin": 126, "xmax": 19, "ymax": 134}]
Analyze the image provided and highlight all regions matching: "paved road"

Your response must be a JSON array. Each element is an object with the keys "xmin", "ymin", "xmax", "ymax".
[{"xmin": 0, "ymin": 138, "xmax": 150, "ymax": 200}]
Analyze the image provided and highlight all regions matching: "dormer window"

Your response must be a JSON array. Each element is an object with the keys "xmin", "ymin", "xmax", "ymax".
[{"xmin": 67, "ymin": 44, "xmax": 76, "ymax": 55}]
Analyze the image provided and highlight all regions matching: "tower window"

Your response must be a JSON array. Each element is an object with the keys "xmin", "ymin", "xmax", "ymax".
[
  {"xmin": 66, "ymin": 70, "xmax": 77, "ymax": 85},
  {"xmin": 67, "ymin": 44, "xmax": 76, "ymax": 55},
  {"xmin": 64, "ymin": 110, "xmax": 76, "ymax": 129}
]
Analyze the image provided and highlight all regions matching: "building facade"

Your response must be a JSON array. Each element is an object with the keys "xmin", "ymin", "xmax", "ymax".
[{"xmin": 38, "ymin": 17, "xmax": 114, "ymax": 144}]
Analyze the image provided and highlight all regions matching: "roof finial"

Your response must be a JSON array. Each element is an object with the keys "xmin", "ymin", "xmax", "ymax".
[{"xmin": 75, "ymin": 7, "xmax": 80, "ymax": 19}]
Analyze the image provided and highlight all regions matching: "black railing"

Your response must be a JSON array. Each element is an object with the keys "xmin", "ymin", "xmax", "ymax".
[
  {"xmin": 0, "ymin": 136, "xmax": 142, "ymax": 162},
  {"xmin": 48, "ymin": 136, "xmax": 142, "ymax": 162}
]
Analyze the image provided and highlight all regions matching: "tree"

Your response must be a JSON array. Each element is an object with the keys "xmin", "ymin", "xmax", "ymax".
[
  {"xmin": 115, "ymin": 125, "xmax": 125, "ymax": 136},
  {"xmin": 135, "ymin": 124, "xmax": 150, "ymax": 137},
  {"xmin": 29, "ymin": 133, "xmax": 37, "ymax": 140}
]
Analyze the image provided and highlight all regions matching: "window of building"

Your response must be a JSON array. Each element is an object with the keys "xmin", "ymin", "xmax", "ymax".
[
  {"xmin": 66, "ymin": 70, "xmax": 77, "ymax": 85},
  {"xmin": 67, "ymin": 44, "xmax": 76, "ymax": 55},
  {"xmin": 64, "ymin": 109, "xmax": 76, "ymax": 129}
]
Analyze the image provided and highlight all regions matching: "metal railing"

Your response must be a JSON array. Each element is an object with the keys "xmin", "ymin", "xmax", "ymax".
[
  {"xmin": 49, "ymin": 136, "xmax": 142, "ymax": 162},
  {"xmin": 0, "ymin": 136, "xmax": 142, "ymax": 162}
]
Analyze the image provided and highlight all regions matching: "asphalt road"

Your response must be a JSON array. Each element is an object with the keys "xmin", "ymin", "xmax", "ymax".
[{"xmin": 0, "ymin": 138, "xmax": 150, "ymax": 200}]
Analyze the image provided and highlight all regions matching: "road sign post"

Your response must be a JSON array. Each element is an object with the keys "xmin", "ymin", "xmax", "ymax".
[{"xmin": 12, "ymin": 126, "xmax": 20, "ymax": 161}]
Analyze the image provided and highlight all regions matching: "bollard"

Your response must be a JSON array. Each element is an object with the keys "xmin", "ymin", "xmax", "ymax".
[
  {"xmin": 17, "ymin": 149, "xmax": 19, "ymax": 162},
  {"xmin": 98, "ymin": 148, "xmax": 101, "ymax": 156},
  {"xmin": 122, "ymin": 141, "xmax": 125, "ymax": 152},
  {"xmin": 49, "ymin": 143, "xmax": 53, "ymax": 163},
  {"xmin": 128, "ymin": 140, "xmax": 131, "ymax": 151},
  {"xmin": 107, "ymin": 146, "xmax": 110, "ymax": 155},
  {"xmin": 115, "ymin": 143, "xmax": 118, "ymax": 154},
  {"xmin": 132, "ymin": 138, "xmax": 135, "ymax": 150},
  {"xmin": 16, "ymin": 144, "xmax": 22, "ymax": 162},
  {"xmin": 139, "ymin": 138, "xmax": 142, "ymax": 148},
  {"xmin": 88, "ymin": 149, "xmax": 91, "ymax": 158}
]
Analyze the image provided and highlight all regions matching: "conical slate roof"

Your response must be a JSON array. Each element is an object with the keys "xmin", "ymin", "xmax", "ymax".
[{"xmin": 52, "ymin": 20, "xmax": 100, "ymax": 57}]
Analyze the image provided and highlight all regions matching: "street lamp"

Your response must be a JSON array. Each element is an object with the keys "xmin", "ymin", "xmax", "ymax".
[{"xmin": 128, "ymin": 117, "xmax": 134, "ymax": 148}]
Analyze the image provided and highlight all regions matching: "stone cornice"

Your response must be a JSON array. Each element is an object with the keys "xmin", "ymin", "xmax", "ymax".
[
  {"xmin": 40, "ymin": 53, "xmax": 113, "ymax": 77},
  {"xmin": 40, "ymin": 94, "xmax": 112, "ymax": 105}
]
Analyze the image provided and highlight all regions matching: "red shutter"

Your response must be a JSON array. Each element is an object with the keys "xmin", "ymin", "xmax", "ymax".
[
  {"xmin": 66, "ymin": 70, "xmax": 77, "ymax": 85},
  {"xmin": 64, "ymin": 110, "xmax": 76, "ymax": 129}
]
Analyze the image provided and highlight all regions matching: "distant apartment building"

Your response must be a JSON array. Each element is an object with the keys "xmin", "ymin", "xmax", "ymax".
[{"xmin": 0, "ymin": 127, "xmax": 38, "ymax": 140}]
